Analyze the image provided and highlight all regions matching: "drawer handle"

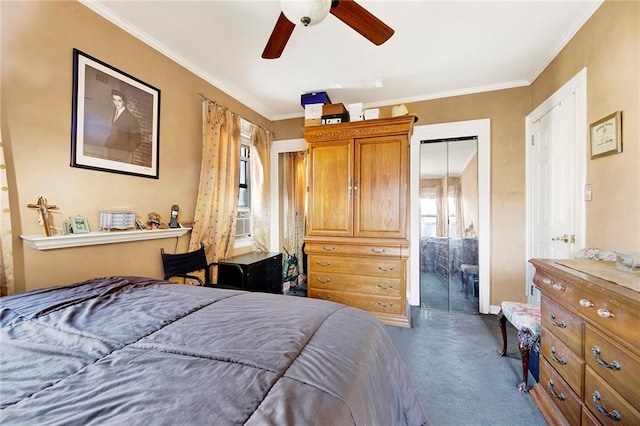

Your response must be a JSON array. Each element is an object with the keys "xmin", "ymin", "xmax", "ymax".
[
  {"xmin": 592, "ymin": 346, "xmax": 621, "ymax": 371},
  {"xmin": 377, "ymin": 283, "xmax": 395, "ymax": 290},
  {"xmin": 377, "ymin": 301, "xmax": 394, "ymax": 308},
  {"xmin": 546, "ymin": 379, "xmax": 565, "ymax": 401},
  {"xmin": 552, "ymin": 283, "xmax": 564, "ymax": 291},
  {"xmin": 377, "ymin": 266, "xmax": 394, "ymax": 272},
  {"xmin": 316, "ymin": 294, "xmax": 331, "ymax": 301},
  {"xmin": 542, "ymin": 278, "xmax": 552, "ymax": 285},
  {"xmin": 316, "ymin": 261, "xmax": 331, "ymax": 267},
  {"xmin": 321, "ymin": 246, "xmax": 335, "ymax": 251},
  {"xmin": 579, "ymin": 298, "xmax": 594, "ymax": 307},
  {"xmin": 549, "ymin": 347, "xmax": 567, "ymax": 365},
  {"xmin": 597, "ymin": 308, "xmax": 613, "ymax": 318},
  {"xmin": 315, "ymin": 277, "xmax": 332, "ymax": 284},
  {"xmin": 371, "ymin": 248, "xmax": 387, "ymax": 253},
  {"xmin": 550, "ymin": 312, "xmax": 567, "ymax": 328},
  {"xmin": 592, "ymin": 391, "xmax": 621, "ymax": 421}
]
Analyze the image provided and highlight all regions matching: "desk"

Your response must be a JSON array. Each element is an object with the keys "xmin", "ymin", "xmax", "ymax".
[{"xmin": 218, "ymin": 252, "xmax": 283, "ymax": 294}]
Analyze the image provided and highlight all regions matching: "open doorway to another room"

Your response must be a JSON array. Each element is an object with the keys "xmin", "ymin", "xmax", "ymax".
[{"xmin": 278, "ymin": 151, "xmax": 307, "ymax": 295}]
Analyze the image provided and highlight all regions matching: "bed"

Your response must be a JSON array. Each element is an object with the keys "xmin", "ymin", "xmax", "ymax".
[{"xmin": 0, "ymin": 276, "xmax": 427, "ymax": 425}]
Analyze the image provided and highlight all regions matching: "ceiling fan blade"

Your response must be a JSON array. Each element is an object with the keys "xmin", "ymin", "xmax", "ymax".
[
  {"xmin": 262, "ymin": 12, "xmax": 295, "ymax": 59},
  {"xmin": 330, "ymin": 0, "xmax": 394, "ymax": 46}
]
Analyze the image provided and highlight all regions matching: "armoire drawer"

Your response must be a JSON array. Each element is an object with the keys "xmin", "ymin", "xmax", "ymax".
[
  {"xmin": 308, "ymin": 289, "xmax": 403, "ymax": 315},
  {"xmin": 585, "ymin": 366, "xmax": 640, "ymax": 425},
  {"xmin": 307, "ymin": 272, "xmax": 403, "ymax": 297},
  {"xmin": 585, "ymin": 325, "xmax": 640, "ymax": 410},
  {"xmin": 540, "ymin": 326, "xmax": 584, "ymax": 396},
  {"xmin": 308, "ymin": 254, "xmax": 403, "ymax": 278},
  {"xmin": 541, "ymin": 295, "xmax": 584, "ymax": 356},
  {"xmin": 305, "ymin": 242, "xmax": 404, "ymax": 257},
  {"xmin": 539, "ymin": 357, "xmax": 583, "ymax": 426}
]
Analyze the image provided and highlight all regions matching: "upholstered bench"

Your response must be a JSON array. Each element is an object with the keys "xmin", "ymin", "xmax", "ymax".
[{"xmin": 497, "ymin": 301, "xmax": 541, "ymax": 392}]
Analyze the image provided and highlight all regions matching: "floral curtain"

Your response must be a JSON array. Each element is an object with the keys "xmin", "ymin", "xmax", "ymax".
[
  {"xmin": 0, "ymin": 137, "xmax": 14, "ymax": 296},
  {"xmin": 249, "ymin": 124, "xmax": 272, "ymax": 252},
  {"xmin": 189, "ymin": 101, "xmax": 241, "ymax": 263}
]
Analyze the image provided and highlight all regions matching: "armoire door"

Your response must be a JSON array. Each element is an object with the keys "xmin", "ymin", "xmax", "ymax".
[
  {"xmin": 355, "ymin": 134, "xmax": 408, "ymax": 238},
  {"xmin": 307, "ymin": 139, "xmax": 353, "ymax": 237}
]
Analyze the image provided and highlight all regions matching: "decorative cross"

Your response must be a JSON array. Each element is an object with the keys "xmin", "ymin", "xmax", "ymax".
[{"xmin": 27, "ymin": 196, "xmax": 58, "ymax": 236}]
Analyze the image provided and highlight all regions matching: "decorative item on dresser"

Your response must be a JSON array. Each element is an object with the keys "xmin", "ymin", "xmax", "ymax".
[
  {"xmin": 529, "ymin": 258, "xmax": 640, "ymax": 425},
  {"xmin": 304, "ymin": 116, "xmax": 413, "ymax": 327}
]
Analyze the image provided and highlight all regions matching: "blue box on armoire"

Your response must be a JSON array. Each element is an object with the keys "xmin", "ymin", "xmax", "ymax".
[{"xmin": 301, "ymin": 91, "xmax": 331, "ymax": 108}]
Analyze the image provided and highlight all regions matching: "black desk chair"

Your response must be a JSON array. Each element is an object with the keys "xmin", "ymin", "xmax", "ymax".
[{"xmin": 160, "ymin": 243, "xmax": 244, "ymax": 290}]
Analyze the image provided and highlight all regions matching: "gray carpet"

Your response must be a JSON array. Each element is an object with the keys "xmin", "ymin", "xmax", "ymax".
[{"xmin": 386, "ymin": 307, "xmax": 545, "ymax": 426}]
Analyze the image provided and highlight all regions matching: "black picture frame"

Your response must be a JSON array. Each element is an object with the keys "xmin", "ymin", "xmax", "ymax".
[{"xmin": 71, "ymin": 49, "xmax": 160, "ymax": 179}]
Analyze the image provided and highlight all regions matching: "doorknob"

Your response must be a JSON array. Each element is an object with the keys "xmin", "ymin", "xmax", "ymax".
[{"xmin": 551, "ymin": 234, "xmax": 575, "ymax": 243}]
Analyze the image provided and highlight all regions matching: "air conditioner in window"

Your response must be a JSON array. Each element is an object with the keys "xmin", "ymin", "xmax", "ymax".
[{"xmin": 236, "ymin": 209, "xmax": 251, "ymax": 238}]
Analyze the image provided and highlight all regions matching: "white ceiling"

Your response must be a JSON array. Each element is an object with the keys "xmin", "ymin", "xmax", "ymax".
[{"xmin": 82, "ymin": 0, "xmax": 602, "ymax": 122}]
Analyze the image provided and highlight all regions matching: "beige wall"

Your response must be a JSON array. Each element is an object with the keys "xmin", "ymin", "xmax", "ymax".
[
  {"xmin": 1, "ymin": 1, "xmax": 271, "ymax": 293},
  {"xmin": 2, "ymin": 1, "xmax": 638, "ymax": 305},
  {"xmin": 530, "ymin": 0, "xmax": 640, "ymax": 253}
]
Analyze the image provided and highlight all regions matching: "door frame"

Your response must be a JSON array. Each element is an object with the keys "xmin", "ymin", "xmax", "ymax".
[
  {"xmin": 410, "ymin": 119, "xmax": 491, "ymax": 314},
  {"xmin": 269, "ymin": 138, "xmax": 307, "ymax": 252},
  {"xmin": 525, "ymin": 67, "xmax": 587, "ymax": 304}
]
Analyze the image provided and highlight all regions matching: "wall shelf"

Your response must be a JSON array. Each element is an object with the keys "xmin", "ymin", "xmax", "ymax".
[{"xmin": 21, "ymin": 228, "xmax": 191, "ymax": 251}]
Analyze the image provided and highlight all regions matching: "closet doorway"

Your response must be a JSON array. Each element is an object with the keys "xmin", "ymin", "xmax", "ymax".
[{"xmin": 419, "ymin": 137, "xmax": 479, "ymax": 314}]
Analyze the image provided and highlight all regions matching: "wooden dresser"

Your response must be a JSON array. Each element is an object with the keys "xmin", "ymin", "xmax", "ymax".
[
  {"xmin": 304, "ymin": 116, "xmax": 413, "ymax": 327},
  {"xmin": 529, "ymin": 259, "xmax": 640, "ymax": 425}
]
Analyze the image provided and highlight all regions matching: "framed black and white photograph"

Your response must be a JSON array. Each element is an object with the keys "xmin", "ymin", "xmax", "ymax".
[{"xmin": 71, "ymin": 48, "xmax": 160, "ymax": 178}]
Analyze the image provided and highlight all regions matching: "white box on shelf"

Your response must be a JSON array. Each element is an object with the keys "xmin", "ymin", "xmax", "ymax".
[
  {"xmin": 304, "ymin": 103, "xmax": 323, "ymax": 119},
  {"xmin": 365, "ymin": 108, "xmax": 380, "ymax": 120}
]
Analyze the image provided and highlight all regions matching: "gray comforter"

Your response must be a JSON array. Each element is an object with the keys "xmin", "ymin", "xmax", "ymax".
[{"xmin": 1, "ymin": 276, "xmax": 426, "ymax": 425}]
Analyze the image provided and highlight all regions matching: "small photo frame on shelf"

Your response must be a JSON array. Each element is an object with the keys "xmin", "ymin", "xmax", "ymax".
[
  {"xmin": 70, "ymin": 216, "xmax": 90, "ymax": 234},
  {"xmin": 590, "ymin": 111, "xmax": 622, "ymax": 159}
]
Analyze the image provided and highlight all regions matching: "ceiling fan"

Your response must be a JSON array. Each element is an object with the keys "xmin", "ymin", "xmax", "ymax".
[{"xmin": 262, "ymin": 0, "xmax": 394, "ymax": 59}]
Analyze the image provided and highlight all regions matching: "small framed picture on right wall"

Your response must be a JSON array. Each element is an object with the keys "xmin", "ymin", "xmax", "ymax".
[{"xmin": 590, "ymin": 111, "xmax": 622, "ymax": 159}]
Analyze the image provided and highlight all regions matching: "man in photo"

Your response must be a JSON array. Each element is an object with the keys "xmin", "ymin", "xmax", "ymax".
[{"xmin": 105, "ymin": 89, "xmax": 141, "ymax": 163}]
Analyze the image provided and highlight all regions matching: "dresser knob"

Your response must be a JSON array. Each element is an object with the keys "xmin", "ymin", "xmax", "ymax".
[
  {"xmin": 542, "ymin": 278, "xmax": 552, "ymax": 285},
  {"xmin": 552, "ymin": 283, "xmax": 564, "ymax": 291},
  {"xmin": 321, "ymin": 246, "xmax": 335, "ymax": 251},
  {"xmin": 315, "ymin": 277, "xmax": 331, "ymax": 283},
  {"xmin": 592, "ymin": 346, "xmax": 622, "ymax": 370},
  {"xmin": 316, "ymin": 261, "xmax": 331, "ymax": 267},
  {"xmin": 377, "ymin": 266, "xmax": 394, "ymax": 272},
  {"xmin": 579, "ymin": 298, "xmax": 594, "ymax": 307},
  {"xmin": 592, "ymin": 391, "xmax": 621, "ymax": 421},
  {"xmin": 377, "ymin": 283, "xmax": 394, "ymax": 290},
  {"xmin": 371, "ymin": 248, "xmax": 387, "ymax": 253},
  {"xmin": 597, "ymin": 308, "xmax": 613, "ymax": 318},
  {"xmin": 377, "ymin": 301, "xmax": 394, "ymax": 308}
]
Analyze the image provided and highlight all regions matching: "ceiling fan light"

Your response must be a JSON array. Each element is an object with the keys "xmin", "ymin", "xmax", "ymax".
[{"xmin": 281, "ymin": 0, "xmax": 332, "ymax": 27}]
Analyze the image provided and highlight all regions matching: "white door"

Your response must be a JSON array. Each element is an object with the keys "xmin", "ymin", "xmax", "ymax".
[{"xmin": 526, "ymin": 69, "xmax": 587, "ymax": 304}]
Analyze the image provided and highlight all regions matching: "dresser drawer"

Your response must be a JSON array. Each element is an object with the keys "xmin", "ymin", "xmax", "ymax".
[
  {"xmin": 539, "ymin": 357, "xmax": 583, "ymax": 426},
  {"xmin": 308, "ymin": 272, "xmax": 402, "ymax": 296},
  {"xmin": 585, "ymin": 366, "xmax": 640, "ymax": 425},
  {"xmin": 308, "ymin": 288, "xmax": 403, "ymax": 315},
  {"xmin": 585, "ymin": 325, "xmax": 640, "ymax": 410},
  {"xmin": 541, "ymin": 295, "xmax": 584, "ymax": 356},
  {"xmin": 540, "ymin": 326, "xmax": 584, "ymax": 396},
  {"xmin": 576, "ymin": 296, "xmax": 640, "ymax": 353},
  {"xmin": 305, "ymin": 242, "xmax": 404, "ymax": 257},
  {"xmin": 308, "ymin": 254, "xmax": 403, "ymax": 278}
]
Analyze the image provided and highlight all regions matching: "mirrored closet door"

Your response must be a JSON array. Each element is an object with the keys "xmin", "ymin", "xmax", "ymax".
[{"xmin": 419, "ymin": 137, "xmax": 479, "ymax": 314}]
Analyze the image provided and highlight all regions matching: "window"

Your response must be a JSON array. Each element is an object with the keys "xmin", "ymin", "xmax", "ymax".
[{"xmin": 236, "ymin": 120, "xmax": 252, "ymax": 240}]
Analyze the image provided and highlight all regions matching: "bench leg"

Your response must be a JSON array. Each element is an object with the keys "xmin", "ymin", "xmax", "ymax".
[
  {"xmin": 497, "ymin": 309, "xmax": 507, "ymax": 356},
  {"xmin": 516, "ymin": 328, "xmax": 538, "ymax": 393}
]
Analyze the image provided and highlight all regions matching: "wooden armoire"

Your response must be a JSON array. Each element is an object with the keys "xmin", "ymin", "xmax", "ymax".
[{"xmin": 303, "ymin": 116, "xmax": 414, "ymax": 327}]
